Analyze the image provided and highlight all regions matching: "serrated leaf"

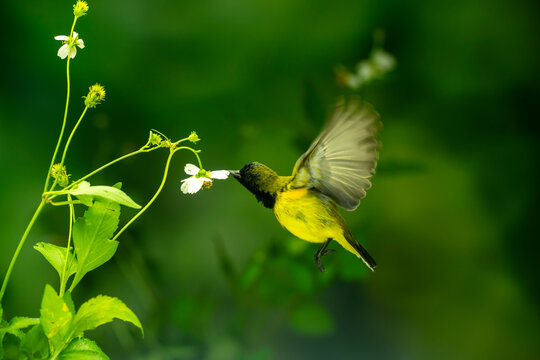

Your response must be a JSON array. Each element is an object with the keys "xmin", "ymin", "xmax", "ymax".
[
  {"xmin": 58, "ymin": 337, "xmax": 110, "ymax": 360},
  {"xmin": 2, "ymin": 317, "xmax": 40, "ymax": 340},
  {"xmin": 19, "ymin": 324, "xmax": 50, "ymax": 359},
  {"xmin": 70, "ymin": 200, "xmax": 120, "ymax": 290},
  {"xmin": 40, "ymin": 284, "xmax": 74, "ymax": 352},
  {"xmin": 0, "ymin": 316, "xmax": 39, "ymax": 340},
  {"xmin": 71, "ymin": 295, "xmax": 143, "ymax": 337},
  {"xmin": 34, "ymin": 242, "xmax": 77, "ymax": 279},
  {"xmin": 68, "ymin": 181, "xmax": 141, "ymax": 209}
]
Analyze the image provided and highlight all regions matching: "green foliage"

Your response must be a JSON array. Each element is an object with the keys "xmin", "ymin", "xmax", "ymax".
[
  {"xmin": 3, "ymin": 0, "xmax": 540, "ymax": 357},
  {"xmin": 25, "ymin": 197, "xmax": 144, "ymax": 358},
  {"xmin": 0, "ymin": 316, "xmax": 40, "ymax": 358},
  {"xmin": 71, "ymin": 295, "xmax": 143, "ymax": 337},
  {"xmin": 70, "ymin": 200, "xmax": 120, "ymax": 290},
  {"xmin": 40, "ymin": 285, "xmax": 74, "ymax": 354},
  {"xmin": 0, "ymin": 2, "xmax": 207, "ymax": 357},
  {"xmin": 57, "ymin": 338, "xmax": 109, "ymax": 360},
  {"xmin": 34, "ymin": 243, "xmax": 77, "ymax": 280},
  {"xmin": 35, "ymin": 284, "xmax": 142, "ymax": 358},
  {"xmin": 19, "ymin": 324, "xmax": 50, "ymax": 359},
  {"xmin": 0, "ymin": 317, "xmax": 40, "ymax": 341},
  {"xmin": 68, "ymin": 181, "xmax": 141, "ymax": 209}
]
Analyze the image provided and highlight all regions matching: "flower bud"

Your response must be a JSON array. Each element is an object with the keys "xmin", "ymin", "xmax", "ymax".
[
  {"xmin": 51, "ymin": 164, "xmax": 70, "ymax": 187},
  {"xmin": 188, "ymin": 131, "xmax": 200, "ymax": 143},
  {"xmin": 73, "ymin": 1, "xmax": 89, "ymax": 18},
  {"xmin": 83, "ymin": 84, "xmax": 106, "ymax": 108},
  {"xmin": 149, "ymin": 131, "xmax": 163, "ymax": 146}
]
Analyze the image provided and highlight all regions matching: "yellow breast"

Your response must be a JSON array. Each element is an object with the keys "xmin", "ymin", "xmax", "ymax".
[{"xmin": 273, "ymin": 189, "xmax": 343, "ymax": 244}]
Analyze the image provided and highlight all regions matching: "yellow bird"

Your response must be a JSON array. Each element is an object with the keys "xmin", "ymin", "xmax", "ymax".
[{"xmin": 231, "ymin": 98, "xmax": 380, "ymax": 272}]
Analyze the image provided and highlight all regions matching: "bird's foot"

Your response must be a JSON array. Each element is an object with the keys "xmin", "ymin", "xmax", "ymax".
[{"xmin": 314, "ymin": 239, "xmax": 334, "ymax": 272}]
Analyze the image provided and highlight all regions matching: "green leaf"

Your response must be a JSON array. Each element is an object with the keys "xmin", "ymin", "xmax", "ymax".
[
  {"xmin": 75, "ymin": 194, "xmax": 94, "ymax": 207},
  {"xmin": 58, "ymin": 338, "xmax": 110, "ymax": 360},
  {"xmin": 71, "ymin": 295, "xmax": 143, "ymax": 337},
  {"xmin": 34, "ymin": 243, "xmax": 77, "ymax": 279},
  {"xmin": 1, "ymin": 316, "xmax": 40, "ymax": 339},
  {"xmin": 289, "ymin": 302, "xmax": 334, "ymax": 336},
  {"xmin": 63, "ymin": 291, "xmax": 76, "ymax": 316},
  {"xmin": 68, "ymin": 181, "xmax": 141, "ymax": 209},
  {"xmin": 1, "ymin": 316, "xmax": 41, "ymax": 358},
  {"xmin": 40, "ymin": 285, "xmax": 74, "ymax": 352},
  {"xmin": 19, "ymin": 324, "xmax": 50, "ymax": 360},
  {"xmin": 70, "ymin": 200, "xmax": 120, "ymax": 290}
]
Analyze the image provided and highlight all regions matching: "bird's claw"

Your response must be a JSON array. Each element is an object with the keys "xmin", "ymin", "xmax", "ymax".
[{"xmin": 314, "ymin": 241, "xmax": 335, "ymax": 272}]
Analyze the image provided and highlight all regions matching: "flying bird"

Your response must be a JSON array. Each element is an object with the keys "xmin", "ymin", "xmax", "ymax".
[{"xmin": 231, "ymin": 98, "xmax": 380, "ymax": 272}]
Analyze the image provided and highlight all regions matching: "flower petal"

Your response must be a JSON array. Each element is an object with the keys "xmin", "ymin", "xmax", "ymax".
[
  {"xmin": 57, "ymin": 44, "xmax": 69, "ymax": 59},
  {"xmin": 182, "ymin": 177, "xmax": 204, "ymax": 194},
  {"xmin": 76, "ymin": 39, "xmax": 85, "ymax": 49},
  {"xmin": 180, "ymin": 178, "xmax": 191, "ymax": 193},
  {"xmin": 209, "ymin": 170, "xmax": 229, "ymax": 179},
  {"xmin": 55, "ymin": 35, "xmax": 69, "ymax": 41},
  {"xmin": 73, "ymin": 31, "xmax": 78, "ymax": 37},
  {"xmin": 184, "ymin": 163, "xmax": 200, "ymax": 176},
  {"xmin": 69, "ymin": 46, "xmax": 77, "ymax": 59}
]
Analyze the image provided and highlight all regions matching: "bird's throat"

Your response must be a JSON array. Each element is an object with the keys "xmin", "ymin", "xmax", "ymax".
[{"xmin": 249, "ymin": 188, "xmax": 276, "ymax": 209}]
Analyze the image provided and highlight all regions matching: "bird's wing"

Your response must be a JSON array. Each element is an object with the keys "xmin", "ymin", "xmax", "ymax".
[{"xmin": 289, "ymin": 97, "xmax": 380, "ymax": 210}]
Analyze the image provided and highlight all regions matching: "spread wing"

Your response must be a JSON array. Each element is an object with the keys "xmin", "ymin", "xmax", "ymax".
[{"xmin": 289, "ymin": 97, "xmax": 380, "ymax": 210}]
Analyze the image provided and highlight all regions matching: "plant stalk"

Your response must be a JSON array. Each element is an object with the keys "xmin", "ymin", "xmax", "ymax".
[{"xmin": 0, "ymin": 200, "xmax": 46, "ymax": 305}]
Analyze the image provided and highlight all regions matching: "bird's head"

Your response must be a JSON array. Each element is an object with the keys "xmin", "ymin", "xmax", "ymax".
[{"xmin": 230, "ymin": 162, "xmax": 285, "ymax": 209}]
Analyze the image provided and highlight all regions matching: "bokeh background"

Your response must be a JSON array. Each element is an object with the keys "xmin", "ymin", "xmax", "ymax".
[{"xmin": 1, "ymin": 0, "xmax": 539, "ymax": 359}]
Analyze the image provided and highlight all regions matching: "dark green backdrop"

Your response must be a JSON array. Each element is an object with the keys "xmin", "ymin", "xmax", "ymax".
[{"xmin": 1, "ymin": 0, "xmax": 539, "ymax": 359}]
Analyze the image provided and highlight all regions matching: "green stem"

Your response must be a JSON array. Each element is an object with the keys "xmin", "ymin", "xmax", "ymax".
[
  {"xmin": 65, "ymin": 146, "xmax": 153, "ymax": 192},
  {"xmin": 43, "ymin": 144, "xmax": 160, "ymax": 204},
  {"xmin": 0, "ymin": 200, "xmax": 46, "ymax": 305},
  {"xmin": 54, "ymin": 134, "xmax": 188, "ymax": 196},
  {"xmin": 109, "ymin": 149, "xmax": 175, "ymax": 243},
  {"xmin": 44, "ymin": 17, "xmax": 78, "ymax": 193},
  {"xmin": 58, "ymin": 106, "xmax": 89, "ymax": 171},
  {"xmin": 175, "ymin": 146, "xmax": 203, "ymax": 169},
  {"xmin": 59, "ymin": 195, "xmax": 75, "ymax": 297},
  {"xmin": 48, "ymin": 199, "xmax": 82, "ymax": 206},
  {"xmin": 42, "ymin": 190, "xmax": 67, "ymax": 199}
]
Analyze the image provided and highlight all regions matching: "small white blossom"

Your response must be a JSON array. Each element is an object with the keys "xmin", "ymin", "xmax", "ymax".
[
  {"xmin": 55, "ymin": 31, "xmax": 85, "ymax": 59},
  {"xmin": 181, "ymin": 164, "xmax": 229, "ymax": 194},
  {"xmin": 372, "ymin": 49, "xmax": 396, "ymax": 73}
]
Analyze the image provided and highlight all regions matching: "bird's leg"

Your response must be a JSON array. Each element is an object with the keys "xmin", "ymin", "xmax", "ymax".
[{"xmin": 314, "ymin": 239, "xmax": 335, "ymax": 272}]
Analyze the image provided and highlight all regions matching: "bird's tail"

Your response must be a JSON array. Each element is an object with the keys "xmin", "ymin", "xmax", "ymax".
[{"xmin": 344, "ymin": 230, "xmax": 376, "ymax": 272}]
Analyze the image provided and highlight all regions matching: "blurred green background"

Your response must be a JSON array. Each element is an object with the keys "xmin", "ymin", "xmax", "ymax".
[{"xmin": 1, "ymin": 0, "xmax": 539, "ymax": 359}]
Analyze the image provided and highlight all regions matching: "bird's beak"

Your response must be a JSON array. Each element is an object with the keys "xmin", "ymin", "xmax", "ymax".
[{"xmin": 229, "ymin": 170, "xmax": 240, "ymax": 179}]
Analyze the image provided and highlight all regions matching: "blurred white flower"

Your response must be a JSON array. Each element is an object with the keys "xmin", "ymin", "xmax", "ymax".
[
  {"xmin": 371, "ymin": 49, "xmax": 396, "ymax": 73},
  {"xmin": 181, "ymin": 164, "xmax": 229, "ymax": 194},
  {"xmin": 55, "ymin": 31, "xmax": 85, "ymax": 59}
]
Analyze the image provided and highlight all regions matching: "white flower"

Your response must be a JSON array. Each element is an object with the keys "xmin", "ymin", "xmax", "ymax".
[
  {"xmin": 55, "ymin": 31, "xmax": 85, "ymax": 59},
  {"xmin": 181, "ymin": 164, "xmax": 229, "ymax": 194}
]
